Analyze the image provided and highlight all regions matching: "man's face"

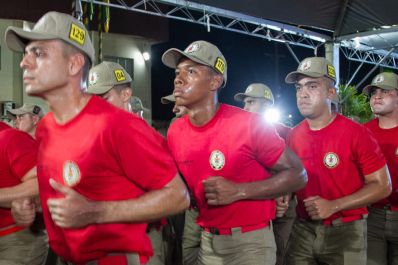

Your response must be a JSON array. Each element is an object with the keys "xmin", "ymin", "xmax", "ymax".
[
  {"xmin": 14, "ymin": 113, "xmax": 37, "ymax": 134},
  {"xmin": 101, "ymin": 88, "xmax": 126, "ymax": 110},
  {"xmin": 295, "ymin": 76, "xmax": 335, "ymax": 119},
  {"xmin": 243, "ymin": 97, "xmax": 269, "ymax": 114},
  {"xmin": 173, "ymin": 104, "xmax": 188, "ymax": 118},
  {"xmin": 369, "ymin": 88, "xmax": 398, "ymax": 116},
  {"xmin": 20, "ymin": 40, "xmax": 70, "ymax": 97},
  {"xmin": 173, "ymin": 58, "xmax": 215, "ymax": 108}
]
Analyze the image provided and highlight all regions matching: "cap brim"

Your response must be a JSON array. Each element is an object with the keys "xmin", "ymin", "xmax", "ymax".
[
  {"xmin": 233, "ymin": 93, "xmax": 247, "ymax": 102},
  {"xmin": 161, "ymin": 48, "xmax": 211, "ymax": 69},
  {"xmin": 7, "ymin": 109, "xmax": 27, "ymax": 115},
  {"xmin": 161, "ymin": 98, "xmax": 173, "ymax": 104},
  {"xmin": 161, "ymin": 95, "xmax": 176, "ymax": 104},
  {"xmin": 285, "ymin": 71, "xmax": 325, "ymax": 84},
  {"xmin": 87, "ymin": 85, "xmax": 114, "ymax": 95},
  {"xmin": 6, "ymin": 110, "xmax": 17, "ymax": 119},
  {"xmin": 6, "ymin": 26, "xmax": 60, "ymax": 53},
  {"xmin": 362, "ymin": 84, "xmax": 396, "ymax": 95}
]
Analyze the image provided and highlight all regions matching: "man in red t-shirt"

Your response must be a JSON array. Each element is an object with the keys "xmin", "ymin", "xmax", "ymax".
[
  {"xmin": 162, "ymin": 40, "xmax": 307, "ymax": 265},
  {"xmin": 0, "ymin": 122, "xmax": 47, "ymax": 264},
  {"xmin": 6, "ymin": 11, "xmax": 189, "ymax": 265},
  {"xmin": 7, "ymin": 103, "xmax": 43, "ymax": 138},
  {"xmin": 87, "ymin": 61, "xmax": 169, "ymax": 265},
  {"xmin": 363, "ymin": 72, "xmax": 398, "ymax": 265},
  {"xmin": 285, "ymin": 57, "xmax": 391, "ymax": 264},
  {"xmin": 234, "ymin": 82, "xmax": 295, "ymax": 265}
]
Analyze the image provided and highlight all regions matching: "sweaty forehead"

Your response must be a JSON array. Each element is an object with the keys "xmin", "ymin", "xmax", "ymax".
[
  {"xmin": 296, "ymin": 76, "xmax": 322, "ymax": 85},
  {"xmin": 177, "ymin": 57, "xmax": 203, "ymax": 68},
  {"xmin": 25, "ymin": 39, "xmax": 59, "ymax": 52}
]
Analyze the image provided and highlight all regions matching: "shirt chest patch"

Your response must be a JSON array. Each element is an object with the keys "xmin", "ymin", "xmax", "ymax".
[
  {"xmin": 63, "ymin": 160, "xmax": 81, "ymax": 187},
  {"xmin": 209, "ymin": 150, "xmax": 225, "ymax": 170},
  {"xmin": 323, "ymin": 152, "xmax": 339, "ymax": 169}
]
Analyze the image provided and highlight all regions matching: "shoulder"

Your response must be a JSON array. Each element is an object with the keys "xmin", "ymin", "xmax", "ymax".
[
  {"xmin": 363, "ymin": 118, "xmax": 378, "ymax": 129},
  {"xmin": 335, "ymin": 114, "xmax": 369, "ymax": 132}
]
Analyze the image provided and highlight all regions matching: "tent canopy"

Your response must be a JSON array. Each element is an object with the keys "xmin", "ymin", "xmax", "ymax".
[{"xmin": 190, "ymin": 0, "xmax": 398, "ymax": 38}]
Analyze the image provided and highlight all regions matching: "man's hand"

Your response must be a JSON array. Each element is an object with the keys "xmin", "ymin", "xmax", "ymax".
[
  {"xmin": 275, "ymin": 194, "xmax": 290, "ymax": 218},
  {"xmin": 303, "ymin": 196, "xmax": 339, "ymax": 220},
  {"xmin": 47, "ymin": 179, "xmax": 99, "ymax": 228},
  {"xmin": 11, "ymin": 198, "xmax": 36, "ymax": 227},
  {"xmin": 203, "ymin": 176, "xmax": 243, "ymax": 206}
]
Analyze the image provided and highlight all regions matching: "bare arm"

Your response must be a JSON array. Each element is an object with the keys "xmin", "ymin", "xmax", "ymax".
[
  {"xmin": 204, "ymin": 147, "xmax": 307, "ymax": 205},
  {"xmin": 0, "ymin": 167, "xmax": 38, "ymax": 208},
  {"xmin": 47, "ymin": 173, "xmax": 190, "ymax": 228},
  {"xmin": 304, "ymin": 166, "xmax": 391, "ymax": 220}
]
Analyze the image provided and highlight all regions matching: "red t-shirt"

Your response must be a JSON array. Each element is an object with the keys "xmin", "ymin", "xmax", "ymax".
[
  {"xmin": 365, "ymin": 118, "xmax": 398, "ymax": 209},
  {"xmin": 167, "ymin": 104, "xmax": 285, "ymax": 229},
  {"xmin": 274, "ymin": 123, "xmax": 291, "ymax": 141},
  {"xmin": 36, "ymin": 96, "xmax": 177, "ymax": 264},
  {"xmin": 0, "ymin": 122, "xmax": 37, "ymax": 228},
  {"xmin": 287, "ymin": 114, "xmax": 386, "ymax": 221}
]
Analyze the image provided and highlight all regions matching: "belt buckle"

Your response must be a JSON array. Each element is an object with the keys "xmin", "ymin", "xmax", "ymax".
[
  {"xmin": 209, "ymin": 227, "xmax": 220, "ymax": 235},
  {"xmin": 383, "ymin": 205, "xmax": 391, "ymax": 210}
]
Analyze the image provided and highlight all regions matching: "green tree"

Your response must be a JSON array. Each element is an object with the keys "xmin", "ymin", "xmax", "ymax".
[{"xmin": 338, "ymin": 84, "xmax": 373, "ymax": 123}]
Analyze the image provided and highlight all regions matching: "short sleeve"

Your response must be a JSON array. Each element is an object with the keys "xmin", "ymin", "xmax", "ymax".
[
  {"xmin": 7, "ymin": 132, "xmax": 38, "ymax": 179},
  {"xmin": 112, "ymin": 116, "xmax": 178, "ymax": 190},
  {"xmin": 353, "ymin": 125, "xmax": 386, "ymax": 176},
  {"xmin": 251, "ymin": 115, "xmax": 285, "ymax": 169}
]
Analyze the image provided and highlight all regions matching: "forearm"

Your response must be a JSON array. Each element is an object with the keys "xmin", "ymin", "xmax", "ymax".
[
  {"xmin": 237, "ymin": 168, "xmax": 307, "ymax": 200},
  {"xmin": 0, "ymin": 179, "xmax": 39, "ymax": 208},
  {"xmin": 333, "ymin": 177, "xmax": 391, "ymax": 212},
  {"xmin": 95, "ymin": 175, "xmax": 190, "ymax": 224}
]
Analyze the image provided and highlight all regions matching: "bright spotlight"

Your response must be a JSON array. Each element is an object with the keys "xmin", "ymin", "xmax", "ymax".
[
  {"xmin": 142, "ymin": 51, "xmax": 151, "ymax": 61},
  {"xmin": 264, "ymin": 108, "xmax": 280, "ymax": 123}
]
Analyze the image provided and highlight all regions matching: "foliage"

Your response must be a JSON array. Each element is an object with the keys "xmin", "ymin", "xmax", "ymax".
[{"xmin": 338, "ymin": 84, "xmax": 373, "ymax": 123}]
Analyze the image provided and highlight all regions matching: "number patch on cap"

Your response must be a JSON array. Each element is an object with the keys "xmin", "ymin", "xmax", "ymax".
[
  {"xmin": 327, "ymin": 65, "xmax": 336, "ymax": 78},
  {"xmin": 69, "ymin": 23, "xmax": 86, "ymax": 45},
  {"xmin": 214, "ymin": 58, "xmax": 225, "ymax": 74},
  {"xmin": 114, "ymin": 70, "xmax": 126, "ymax": 82}
]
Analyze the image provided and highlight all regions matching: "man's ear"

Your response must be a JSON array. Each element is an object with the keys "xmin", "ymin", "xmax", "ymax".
[
  {"xmin": 32, "ymin": 115, "xmax": 40, "ymax": 125},
  {"xmin": 69, "ymin": 53, "xmax": 85, "ymax": 76},
  {"xmin": 327, "ymin": 87, "xmax": 337, "ymax": 100},
  {"xmin": 121, "ymin": 88, "xmax": 132, "ymax": 103},
  {"xmin": 209, "ymin": 74, "xmax": 223, "ymax": 91}
]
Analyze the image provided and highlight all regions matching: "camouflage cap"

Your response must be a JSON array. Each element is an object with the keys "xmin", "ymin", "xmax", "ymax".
[
  {"xmin": 5, "ymin": 11, "xmax": 95, "ymax": 64},
  {"xmin": 7, "ymin": 103, "xmax": 43, "ymax": 119},
  {"xmin": 87, "ymin": 61, "xmax": 132, "ymax": 95},
  {"xmin": 130, "ymin": 96, "xmax": 149, "ymax": 112},
  {"xmin": 363, "ymin": 72, "xmax": 398, "ymax": 95},
  {"xmin": 285, "ymin": 57, "xmax": 336, "ymax": 84},
  {"xmin": 161, "ymin": 94, "xmax": 176, "ymax": 104},
  {"xmin": 162, "ymin": 40, "xmax": 227, "ymax": 87},
  {"xmin": 234, "ymin": 83, "xmax": 274, "ymax": 104}
]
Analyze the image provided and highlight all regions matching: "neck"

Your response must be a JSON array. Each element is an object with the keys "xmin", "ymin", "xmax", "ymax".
[
  {"xmin": 28, "ymin": 129, "xmax": 36, "ymax": 139},
  {"xmin": 44, "ymin": 85, "xmax": 91, "ymax": 124},
  {"xmin": 187, "ymin": 94, "xmax": 219, "ymax": 126},
  {"xmin": 377, "ymin": 111, "xmax": 398, "ymax": 129},
  {"xmin": 307, "ymin": 111, "xmax": 336, "ymax": 130}
]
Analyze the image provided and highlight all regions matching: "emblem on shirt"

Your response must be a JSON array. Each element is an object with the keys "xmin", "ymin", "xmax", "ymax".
[
  {"xmin": 209, "ymin": 150, "xmax": 225, "ymax": 170},
  {"xmin": 323, "ymin": 152, "xmax": 339, "ymax": 168},
  {"xmin": 63, "ymin": 161, "xmax": 81, "ymax": 187}
]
